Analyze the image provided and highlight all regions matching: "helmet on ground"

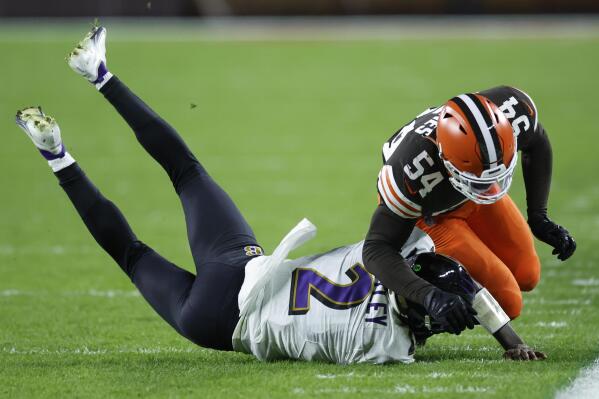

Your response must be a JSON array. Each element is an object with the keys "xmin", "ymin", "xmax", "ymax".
[
  {"xmin": 393, "ymin": 252, "xmax": 480, "ymax": 344},
  {"xmin": 436, "ymin": 93, "xmax": 517, "ymax": 204}
]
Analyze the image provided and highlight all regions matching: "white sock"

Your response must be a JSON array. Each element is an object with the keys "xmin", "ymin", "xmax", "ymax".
[{"xmin": 48, "ymin": 152, "xmax": 76, "ymax": 172}]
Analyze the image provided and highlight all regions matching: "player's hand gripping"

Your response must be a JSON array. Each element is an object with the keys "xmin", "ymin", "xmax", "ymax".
[
  {"xmin": 423, "ymin": 288, "xmax": 477, "ymax": 335},
  {"xmin": 503, "ymin": 344, "xmax": 547, "ymax": 361},
  {"xmin": 528, "ymin": 213, "xmax": 576, "ymax": 261}
]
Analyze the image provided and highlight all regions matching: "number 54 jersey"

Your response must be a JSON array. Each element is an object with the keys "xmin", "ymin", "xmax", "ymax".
[
  {"xmin": 232, "ymin": 219, "xmax": 434, "ymax": 364},
  {"xmin": 379, "ymin": 85, "xmax": 538, "ymax": 220}
]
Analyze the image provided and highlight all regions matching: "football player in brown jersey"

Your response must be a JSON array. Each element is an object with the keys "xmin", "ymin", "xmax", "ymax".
[
  {"xmin": 17, "ymin": 27, "xmax": 546, "ymax": 361},
  {"xmin": 363, "ymin": 87, "xmax": 576, "ymax": 334}
]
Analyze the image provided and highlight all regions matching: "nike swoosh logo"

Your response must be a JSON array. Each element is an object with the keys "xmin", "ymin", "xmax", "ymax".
[{"xmin": 404, "ymin": 180, "xmax": 417, "ymax": 195}]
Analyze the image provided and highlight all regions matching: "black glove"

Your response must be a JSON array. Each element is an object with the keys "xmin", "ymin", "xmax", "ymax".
[
  {"xmin": 423, "ymin": 288, "xmax": 477, "ymax": 335},
  {"xmin": 528, "ymin": 213, "xmax": 576, "ymax": 261}
]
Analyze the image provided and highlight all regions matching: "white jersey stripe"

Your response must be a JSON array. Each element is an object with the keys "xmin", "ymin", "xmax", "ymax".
[
  {"xmin": 377, "ymin": 168, "xmax": 421, "ymax": 218},
  {"xmin": 378, "ymin": 174, "xmax": 414, "ymax": 218},
  {"xmin": 378, "ymin": 171, "xmax": 419, "ymax": 218},
  {"xmin": 384, "ymin": 166, "xmax": 422, "ymax": 212},
  {"xmin": 381, "ymin": 167, "xmax": 421, "ymax": 216},
  {"xmin": 458, "ymin": 94, "xmax": 498, "ymax": 166}
]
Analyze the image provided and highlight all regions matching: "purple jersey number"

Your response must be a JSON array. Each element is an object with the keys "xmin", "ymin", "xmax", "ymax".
[{"xmin": 288, "ymin": 263, "xmax": 374, "ymax": 315}]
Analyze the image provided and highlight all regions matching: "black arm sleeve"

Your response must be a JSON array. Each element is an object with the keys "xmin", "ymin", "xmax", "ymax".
[
  {"xmin": 493, "ymin": 323, "xmax": 525, "ymax": 350},
  {"xmin": 362, "ymin": 206, "xmax": 435, "ymax": 305},
  {"xmin": 520, "ymin": 122, "xmax": 553, "ymax": 217}
]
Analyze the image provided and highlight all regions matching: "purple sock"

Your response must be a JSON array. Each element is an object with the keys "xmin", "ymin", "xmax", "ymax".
[
  {"xmin": 92, "ymin": 62, "xmax": 109, "ymax": 85},
  {"xmin": 39, "ymin": 144, "xmax": 66, "ymax": 161}
]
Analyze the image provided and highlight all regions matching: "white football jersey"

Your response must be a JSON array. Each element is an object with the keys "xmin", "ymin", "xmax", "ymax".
[{"xmin": 232, "ymin": 219, "xmax": 434, "ymax": 364}]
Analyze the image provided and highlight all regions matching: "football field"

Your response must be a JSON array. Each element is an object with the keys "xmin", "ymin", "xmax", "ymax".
[{"xmin": 1, "ymin": 20, "xmax": 599, "ymax": 398}]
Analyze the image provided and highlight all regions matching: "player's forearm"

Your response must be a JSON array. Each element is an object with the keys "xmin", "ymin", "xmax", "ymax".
[
  {"xmin": 496, "ymin": 324, "xmax": 547, "ymax": 361},
  {"xmin": 363, "ymin": 240, "xmax": 434, "ymax": 305},
  {"xmin": 493, "ymin": 323, "xmax": 525, "ymax": 350},
  {"xmin": 521, "ymin": 123, "xmax": 553, "ymax": 217},
  {"xmin": 471, "ymin": 288, "xmax": 530, "ymax": 351},
  {"xmin": 363, "ymin": 207, "xmax": 435, "ymax": 305}
]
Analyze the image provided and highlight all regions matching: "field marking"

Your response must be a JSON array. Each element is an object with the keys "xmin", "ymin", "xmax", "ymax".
[
  {"xmin": 572, "ymin": 278, "xmax": 599, "ymax": 287},
  {"xmin": 1, "ymin": 346, "xmax": 203, "ymax": 356},
  {"xmin": 315, "ymin": 372, "xmax": 363, "ymax": 379},
  {"xmin": 428, "ymin": 372, "xmax": 453, "ymax": 379},
  {"xmin": 535, "ymin": 321, "xmax": 568, "ymax": 328},
  {"xmin": 429, "ymin": 345, "xmax": 497, "ymax": 352},
  {"xmin": 0, "ymin": 243, "xmax": 97, "ymax": 256},
  {"xmin": 525, "ymin": 298, "xmax": 592, "ymax": 306},
  {"xmin": 293, "ymin": 384, "xmax": 493, "ymax": 395},
  {"xmin": 314, "ymin": 371, "xmax": 458, "ymax": 381},
  {"xmin": 555, "ymin": 358, "xmax": 599, "ymax": 399},
  {"xmin": 526, "ymin": 309, "xmax": 582, "ymax": 316},
  {"xmin": 0, "ymin": 289, "xmax": 140, "ymax": 298}
]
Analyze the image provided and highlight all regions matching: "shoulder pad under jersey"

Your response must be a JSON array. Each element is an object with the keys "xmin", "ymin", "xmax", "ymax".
[
  {"xmin": 378, "ymin": 164, "xmax": 423, "ymax": 219},
  {"xmin": 382, "ymin": 107, "xmax": 442, "ymax": 162},
  {"xmin": 379, "ymin": 125, "xmax": 447, "ymax": 219},
  {"xmin": 478, "ymin": 86, "xmax": 539, "ymax": 140}
]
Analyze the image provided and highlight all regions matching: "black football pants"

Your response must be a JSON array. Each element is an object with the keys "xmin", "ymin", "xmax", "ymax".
[{"xmin": 55, "ymin": 76, "xmax": 261, "ymax": 350}]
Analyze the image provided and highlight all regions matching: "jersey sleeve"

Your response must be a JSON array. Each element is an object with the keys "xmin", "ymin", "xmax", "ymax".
[
  {"xmin": 362, "ymin": 206, "xmax": 434, "ymax": 306},
  {"xmin": 377, "ymin": 165, "xmax": 422, "ymax": 219},
  {"xmin": 478, "ymin": 85, "xmax": 539, "ymax": 150},
  {"xmin": 480, "ymin": 86, "xmax": 552, "ymax": 216}
]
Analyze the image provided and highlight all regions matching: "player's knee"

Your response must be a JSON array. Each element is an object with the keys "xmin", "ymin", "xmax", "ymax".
[
  {"xmin": 177, "ymin": 315, "xmax": 201, "ymax": 344},
  {"xmin": 513, "ymin": 254, "xmax": 541, "ymax": 292},
  {"xmin": 173, "ymin": 163, "xmax": 207, "ymax": 195},
  {"xmin": 517, "ymin": 270, "xmax": 540, "ymax": 292},
  {"xmin": 497, "ymin": 289, "xmax": 523, "ymax": 320},
  {"xmin": 123, "ymin": 241, "xmax": 153, "ymax": 278},
  {"xmin": 504, "ymin": 299, "xmax": 522, "ymax": 320}
]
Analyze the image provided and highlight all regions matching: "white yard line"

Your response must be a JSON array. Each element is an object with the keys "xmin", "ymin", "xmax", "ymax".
[
  {"xmin": 535, "ymin": 321, "xmax": 568, "ymax": 328},
  {"xmin": 1, "ymin": 346, "xmax": 203, "ymax": 355},
  {"xmin": 0, "ymin": 289, "xmax": 140, "ymax": 298},
  {"xmin": 572, "ymin": 278, "xmax": 599, "ymax": 287},
  {"xmin": 555, "ymin": 358, "xmax": 599, "ymax": 399},
  {"xmin": 293, "ymin": 384, "xmax": 493, "ymax": 395}
]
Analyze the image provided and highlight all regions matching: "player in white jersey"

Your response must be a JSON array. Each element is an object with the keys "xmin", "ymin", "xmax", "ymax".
[
  {"xmin": 233, "ymin": 219, "xmax": 545, "ymax": 364},
  {"xmin": 233, "ymin": 220, "xmax": 431, "ymax": 364},
  {"xmin": 17, "ymin": 26, "xmax": 544, "ymax": 365}
]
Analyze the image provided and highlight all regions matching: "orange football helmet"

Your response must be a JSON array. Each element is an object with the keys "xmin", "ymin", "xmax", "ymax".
[{"xmin": 437, "ymin": 93, "xmax": 517, "ymax": 204}]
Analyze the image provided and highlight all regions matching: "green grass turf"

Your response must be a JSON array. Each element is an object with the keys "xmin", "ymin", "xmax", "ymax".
[{"xmin": 1, "ymin": 23, "xmax": 598, "ymax": 398}]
